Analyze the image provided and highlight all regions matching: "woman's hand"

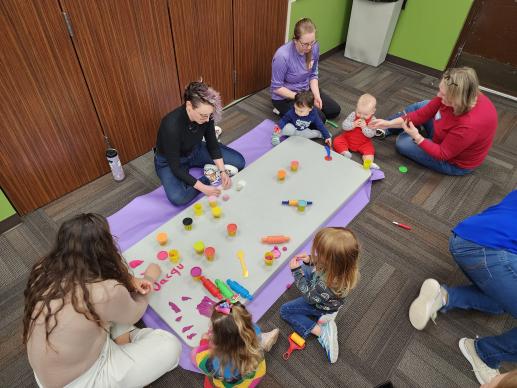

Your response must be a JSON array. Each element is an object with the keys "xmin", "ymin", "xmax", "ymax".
[
  {"xmin": 324, "ymin": 138, "xmax": 332, "ymax": 147},
  {"xmin": 314, "ymin": 95, "xmax": 323, "ymax": 110},
  {"xmin": 289, "ymin": 257, "xmax": 302, "ymax": 269},
  {"xmin": 370, "ymin": 118, "xmax": 392, "ymax": 129},
  {"xmin": 220, "ymin": 171, "xmax": 232, "ymax": 190},
  {"xmin": 402, "ymin": 119, "xmax": 421, "ymax": 140},
  {"xmin": 132, "ymin": 277, "xmax": 153, "ymax": 295},
  {"xmin": 199, "ymin": 183, "xmax": 221, "ymax": 197},
  {"xmin": 144, "ymin": 263, "xmax": 161, "ymax": 279}
]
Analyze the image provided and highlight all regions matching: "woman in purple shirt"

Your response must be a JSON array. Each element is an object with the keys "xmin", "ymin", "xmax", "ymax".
[{"xmin": 271, "ymin": 18, "xmax": 341, "ymax": 121}]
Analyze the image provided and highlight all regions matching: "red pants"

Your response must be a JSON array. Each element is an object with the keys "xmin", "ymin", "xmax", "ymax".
[{"xmin": 333, "ymin": 128, "xmax": 375, "ymax": 155}]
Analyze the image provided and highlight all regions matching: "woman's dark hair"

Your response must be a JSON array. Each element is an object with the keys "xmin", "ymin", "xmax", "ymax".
[
  {"xmin": 183, "ymin": 81, "xmax": 222, "ymax": 122},
  {"xmin": 22, "ymin": 213, "xmax": 135, "ymax": 346},
  {"xmin": 294, "ymin": 91, "xmax": 315, "ymax": 109}
]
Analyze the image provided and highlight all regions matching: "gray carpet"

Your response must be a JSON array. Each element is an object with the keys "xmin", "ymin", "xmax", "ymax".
[{"xmin": 1, "ymin": 52, "xmax": 517, "ymax": 387}]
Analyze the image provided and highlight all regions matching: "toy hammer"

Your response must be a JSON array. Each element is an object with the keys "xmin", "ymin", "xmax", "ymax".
[{"xmin": 283, "ymin": 332, "xmax": 306, "ymax": 360}]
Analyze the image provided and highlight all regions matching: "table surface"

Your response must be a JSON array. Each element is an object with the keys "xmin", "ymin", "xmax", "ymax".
[{"xmin": 122, "ymin": 136, "xmax": 371, "ymax": 347}]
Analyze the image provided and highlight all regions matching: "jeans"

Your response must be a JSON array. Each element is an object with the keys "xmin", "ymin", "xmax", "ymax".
[
  {"xmin": 442, "ymin": 233, "xmax": 517, "ymax": 368},
  {"xmin": 154, "ymin": 142, "xmax": 245, "ymax": 206},
  {"xmin": 272, "ymin": 91, "xmax": 341, "ymax": 121},
  {"xmin": 280, "ymin": 265, "xmax": 327, "ymax": 338},
  {"xmin": 386, "ymin": 101, "xmax": 472, "ymax": 176}
]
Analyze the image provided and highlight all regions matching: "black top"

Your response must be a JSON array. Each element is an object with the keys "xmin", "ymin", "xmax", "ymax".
[{"xmin": 156, "ymin": 104, "xmax": 222, "ymax": 186}]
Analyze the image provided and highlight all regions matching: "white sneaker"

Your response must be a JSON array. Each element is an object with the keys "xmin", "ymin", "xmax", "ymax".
[
  {"xmin": 318, "ymin": 321, "xmax": 339, "ymax": 363},
  {"xmin": 409, "ymin": 279, "xmax": 446, "ymax": 330},
  {"xmin": 261, "ymin": 328, "xmax": 279, "ymax": 352},
  {"xmin": 203, "ymin": 164, "xmax": 238, "ymax": 185},
  {"xmin": 214, "ymin": 126, "xmax": 223, "ymax": 141},
  {"xmin": 459, "ymin": 338, "xmax": 500, "ymax": 385},
  {"xmin": 318, "ymin": 311, "xmax": 339, "ymax": 325},
  {"xmin": 341, "ymin": 151, "xmax": 352, "ymax": 158},
  {"xmin": 370, "ymin": 162, "xmax": 380, "ymax": 169},
  {"xmin": 272, "ymin": 108, "xmax": 280, "ymax": 116}
]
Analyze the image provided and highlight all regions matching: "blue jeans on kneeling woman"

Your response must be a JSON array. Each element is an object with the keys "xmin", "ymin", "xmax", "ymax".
[{"xmin": 384, "ymin": 100, "xmax": 472, "ymax": 176}]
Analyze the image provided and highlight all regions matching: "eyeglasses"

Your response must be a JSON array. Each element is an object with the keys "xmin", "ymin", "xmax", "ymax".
[
  {"xmin": 443, "ymin": 75, "xmax": 458, "ymax": 87},
  {"xmin": 297, "ymin": 39, "xmax": 317, "ymax": 49}
]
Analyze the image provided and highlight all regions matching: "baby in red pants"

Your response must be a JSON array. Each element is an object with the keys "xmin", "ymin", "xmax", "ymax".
[{"xmin": 333, "ymin": 94, "xmax": 380, "ymax": 169}]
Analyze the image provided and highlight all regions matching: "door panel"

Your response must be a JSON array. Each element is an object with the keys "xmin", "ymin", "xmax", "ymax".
[
  {"xmin": 450, "ymin": 0, "xmax": 517, "ymax": 97},
  {"xmin": 61, "ymin": 0, "xmax": 182, "ymax": 162},
  {"xmin": 0, "ymin": 0, "xmax": 108, "ymax": 214},
  {"xmin": 233, "ymin": 0, "xmax": 288, "ymax": 99},
  {"xmin": 168, "ymin": 0, "xmax": 234, "ymax": 105}
]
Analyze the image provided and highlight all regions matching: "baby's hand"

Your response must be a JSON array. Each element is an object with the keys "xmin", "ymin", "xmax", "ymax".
[{"xmin": 353, "ymin": 119, "xmax": 362, "ymax": 127}]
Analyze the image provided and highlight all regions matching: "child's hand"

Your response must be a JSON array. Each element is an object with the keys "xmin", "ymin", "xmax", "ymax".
[
  {"xmin": 353, "ymin": 119, "xmax": 362, "ymax": 127},
  {"xmin": 295, "ymin": 253, "xmax": 311, "ymax": 263},
  {"xmin": 132, "ymin": 277, "xmax": 153, "ymax": 295},
  {"xmin": 289, "ymin": 257, "xmax": 301, "ymax": 269},
  {"xmin": 324, "ymin": 138, "xmax": 332, "ymax": 147}
]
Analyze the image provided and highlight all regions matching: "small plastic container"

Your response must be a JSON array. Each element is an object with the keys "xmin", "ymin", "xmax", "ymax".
[
  {"xmin": 208, "ymin": 196, "xmax": 218, "ymax": 208},
  {"xmin": 211, "ymin": 206, "xmax": 222, "ymax": 218},
  {"xmin": 169, "ymin": 249, "xmax": 180, "ymax": 263},
  {"xmin": 264, "ymin": 251, "xmax": 274, "ymax": 266},
  {"xmin": 193, "ymin": 241, "xmax": 205, "ymax": 254},
  {"xmin": 182, "ymin": 217, "xmax": 193, "ymax": 231},
  {"xmin": 156, "ymin": 232, "xmax": 168, "ymax": 245},
  {"xmin": 204, "ymin": 246, "xmax": 215, "ymax": 261},
  {"xmin": 190, "ymin": 266, "xmax": 202, "ymax": 280},
  {"xmin": 297, "ymin": 200, "xmax": 307, "ymax": 212},
  {"xmin": 227, "ymin": 223, "xmax": 238, "ymax": 237},
  {"xmin": 290, "ymin": 160, "xmax": 299, "ymax": 172},
  {"xmin": 277, "ymin": 169, "xmax": 286, "ymax": 181},
  {"xmin": 193, "ymin": 203, "xmax": 203, "ymax": 216}
]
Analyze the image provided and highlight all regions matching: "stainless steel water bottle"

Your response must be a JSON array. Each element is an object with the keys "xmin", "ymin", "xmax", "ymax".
[{"xmin": 106, "ymin": 148, "xmax": 125, "ymax": 181}]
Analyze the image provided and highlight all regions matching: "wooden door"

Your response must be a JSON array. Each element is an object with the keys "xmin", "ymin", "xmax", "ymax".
[
  {"xmin": 168, "ymin": 0, "xmax": 234, "ymax": 105},
  {"xmin": 449, "ymin": 0, "xmax": 517, "ymax": 97},
  {"xmin": 0, "ymin": 0, "xmax": 108, "ymax": 215},
  {"xmin": 60, "ymin": 0, "xmax": 182, "ymax": 163},
  {"xmin": 233, "ymin": 0, "xmax": 288, "ymax": 99}
]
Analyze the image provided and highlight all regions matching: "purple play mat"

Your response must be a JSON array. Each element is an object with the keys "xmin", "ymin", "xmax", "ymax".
[{"xmin": 107, "ymin": 119, "xmax": 383, "ymax": 372}]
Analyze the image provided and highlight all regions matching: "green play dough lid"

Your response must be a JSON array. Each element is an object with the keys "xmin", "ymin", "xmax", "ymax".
[{"xmin": 399, "ymin": 166, "xmax": 408, "ymax": 173}]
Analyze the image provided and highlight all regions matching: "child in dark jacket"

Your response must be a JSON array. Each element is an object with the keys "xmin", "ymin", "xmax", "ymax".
[
  {"xmin": 272, "ymin": 91, "xmax": 331, "ymax": 146},
  {"xmin": 280, "ymin": 227, "xmax": 360, "ymax": 364}
]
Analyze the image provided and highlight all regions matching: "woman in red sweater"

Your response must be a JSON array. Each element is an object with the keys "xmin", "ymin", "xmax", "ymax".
[{"xmin": 371, "ymin": 67, "xmax": 497, "ymax": 175}]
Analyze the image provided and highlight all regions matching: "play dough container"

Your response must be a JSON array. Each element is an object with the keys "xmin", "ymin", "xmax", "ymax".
[
  {"xmin": 182, "ymin": 217, "xmax": 193, "ymax": 231},
  {"xmin": 193, "ymin": 203, "xmax": 203, "ymax": 216},
  {"xmin": 204, "ymin": 247, "xmax": 215, "ymax": 261},
  {"xmin": 264, "ymin": 251, "xmax": 274, "ymax": 266},
  {"xmin": 190, "ymin": 266, "xmax": 202, "ymax": 280},
  {"xmin": 277, "ymin": 169, "xmax": 286, "ymax": 181},
  {"xmin": 156, "ymin": 232, "xmax": 168, "ymax": 245},
  {"xmin": 208, "ymin": 196, "xmax": 217, "ymax": 208},
  {"xmin": 169, "ymin": 249, "xmax": 180, "ymax": 263},
  {"xmin": 290, "ymin": 160, "xmax": 299, "ymax": 172},
  {"xmin": 193, "ymin": 241, "xmax": 205, "ymax": 254},
  {"xmin": 227, "ymin": 223, "xmax": 237, "ymax": 237},
  {"xmin": 297, "ymin": 200, "xmax": 307, "ymax": 212},
  {"xmin": 211, "ymin": 206, "xmax": 222, "ymax": 218}
]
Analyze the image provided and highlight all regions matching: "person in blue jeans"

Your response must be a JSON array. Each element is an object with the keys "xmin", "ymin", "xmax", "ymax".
[
  {"xmin": 370, "ymin": 67, "xmax": 497, "ymax": 175},
  {"xmin": 408, "ymin": 190, "xmax": 517, "ymax": 385},
  {"xmin": 155, "ymin": 81, "xmax": 245, "ymax": 206},
  {"xmin": 280, "ymin": 227, "xmax": 361, "ymax": 363}
]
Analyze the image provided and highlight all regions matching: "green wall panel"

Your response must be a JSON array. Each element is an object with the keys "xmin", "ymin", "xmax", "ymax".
[
  {"xmin": 388, "ymin": 0, "xmax": 473, "ymax": 70},
  {"xmin": 0, "ymin": 189, "xmax": 16, "ymax": 221},
  {"xmin": 289, "ymin": 0, "xmax": 353, "ymax": 54}
]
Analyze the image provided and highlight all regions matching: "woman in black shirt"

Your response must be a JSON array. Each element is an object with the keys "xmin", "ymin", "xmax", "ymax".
[{"xmin": 155, "ymin": 82, "xmax": 245, "ymax": 206}]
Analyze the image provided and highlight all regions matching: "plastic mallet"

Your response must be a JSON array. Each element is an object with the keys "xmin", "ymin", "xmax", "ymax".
[
  {"xmin": 324, "ymin": 145, "xmax": 332, "ymax": 161},
  {"xmin": 326, "ymin": 119, "xmax": 338, "ymax": 128},
  {"xmin": 283, "ymin": 332, "xmax": 306, "ymax": 360}
]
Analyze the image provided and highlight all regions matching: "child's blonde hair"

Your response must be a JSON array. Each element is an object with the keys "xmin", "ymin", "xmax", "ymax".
[
  {"xmin": 210, "ymin": 301, "xmax": 263, "ymax": 377},
  {"xmin": 310, "ymin": 227, "xmax": 360, "ymax": 296},
  {"xmin": 357, "ymin": 94, "xmax": 376, "ymax": 113}
]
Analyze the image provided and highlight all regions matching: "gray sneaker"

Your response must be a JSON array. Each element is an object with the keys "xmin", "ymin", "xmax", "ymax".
[
  {"xmin": 459, "ymin": 338, "xmax": 500, "ymax": 385},
  {"xmin": 318, "ymin": 321, "xmax": 339, "ymax": 363},
  {"xmin": 203, "ymin": 164, "xmax": 238, "ymax": 185},
  {"xmin": 261, "ymin": 328, "xmax": 279, "ymax": 352},
  {"xmin": 318, "ymin": 311, "xmax": 339, "ymax": 325},
  {"xmin": 409, "ymin": 279, "xmax": 446, "ymax": 330}
]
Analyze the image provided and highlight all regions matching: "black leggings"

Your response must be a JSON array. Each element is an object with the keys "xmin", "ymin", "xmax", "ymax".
[{"xmin": 272, "ymin": 91, "xmax": 341, "ymax": 121}]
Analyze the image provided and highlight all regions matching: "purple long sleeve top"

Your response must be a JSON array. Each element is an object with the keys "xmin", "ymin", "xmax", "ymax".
[{"xmin": 270, "ymin": 40, "xmax": 320, "ymax": 100}]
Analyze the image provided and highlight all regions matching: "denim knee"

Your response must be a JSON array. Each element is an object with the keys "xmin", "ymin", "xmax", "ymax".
[
  {"xmin": 395, "ymin": 133, "xmax": 415, "ymax": 156},
  {"xmin": 279, "ymin": 304, "xmax": 290, "ymax": 320},
  {"xmin": 165, "ymin": 191, "xmax": 192, "ymax": 207}
]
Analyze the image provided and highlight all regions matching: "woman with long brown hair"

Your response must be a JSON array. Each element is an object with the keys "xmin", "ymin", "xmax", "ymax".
[
  {"xmin": 23, "ymin": 213, "xmax": 181, "ymax": 387},
  {"xmin": 270, "ymin": 17, "xmax": 341, "ymax": 120}
]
